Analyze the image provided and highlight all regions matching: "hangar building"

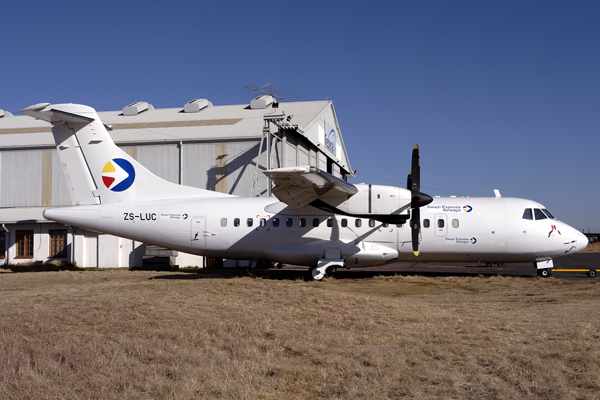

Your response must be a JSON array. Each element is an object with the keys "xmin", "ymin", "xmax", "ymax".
[{"xmin": 0, "ymin": 97, "xmax": 353, "ymax": 268}]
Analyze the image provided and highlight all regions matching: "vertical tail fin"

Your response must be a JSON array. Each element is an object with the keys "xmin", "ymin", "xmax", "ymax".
[{"xmin": 21, "ymin": 103, "xmax": 228, "ymax": 205}]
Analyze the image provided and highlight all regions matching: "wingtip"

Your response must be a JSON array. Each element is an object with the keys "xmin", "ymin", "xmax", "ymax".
[
  {"xmin": 413, "ymin": 144, "xmax": 419, "ymax": 150},
  {"xmin": 413, "ymin": 251, "xmax": 419, "ymax": 256}
]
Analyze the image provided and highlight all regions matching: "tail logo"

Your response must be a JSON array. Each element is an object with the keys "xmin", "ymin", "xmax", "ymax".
[{"xmin": 102, "ymin": 159, "xmax": 136, "ymax": 192}]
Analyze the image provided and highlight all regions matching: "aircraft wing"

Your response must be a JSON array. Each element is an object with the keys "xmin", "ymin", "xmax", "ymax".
[{"xmin": 263, "ymin": 166, "xmax": 358, "ymax": 209}]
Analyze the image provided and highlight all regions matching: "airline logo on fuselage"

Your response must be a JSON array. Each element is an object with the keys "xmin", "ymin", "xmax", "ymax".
[
  {"xmin": 427, "ymin": 205, "xmax": 473, "ymax": 213},
  {"xmin": 102, "ymin": 159, "xmax": 136, "ymax": 192}
]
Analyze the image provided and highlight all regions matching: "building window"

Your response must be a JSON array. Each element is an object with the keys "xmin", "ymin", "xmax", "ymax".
[
  {"xmin": 49, "ymin": 230, "xmax": 68, "ymax": 258},
  {"xmin": 0, "ymin": 232, "xmax": 5, "ymax": 258},
  {"xmin": 16, "ymin": 230, "xmax": 34, "ymax": 258}
]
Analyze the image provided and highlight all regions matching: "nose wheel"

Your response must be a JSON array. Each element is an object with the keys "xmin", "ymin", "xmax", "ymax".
[{"xmin": 537, "ymin": 269, "xmax": 552, "ymax": 278}]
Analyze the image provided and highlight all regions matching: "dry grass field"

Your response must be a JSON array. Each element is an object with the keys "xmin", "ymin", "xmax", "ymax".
[{"xmin": 1, "ymin": 268, "xmax": 599, "ymax": 399}]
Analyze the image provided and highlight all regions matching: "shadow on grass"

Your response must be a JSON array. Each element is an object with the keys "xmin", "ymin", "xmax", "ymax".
[
  {"xmin": 0, "ymin": 261, "xmax": 83, "ymax": 273},
  {"xmin": 149, "ymin": 267, "xmax": 535, "ymax": 281}
]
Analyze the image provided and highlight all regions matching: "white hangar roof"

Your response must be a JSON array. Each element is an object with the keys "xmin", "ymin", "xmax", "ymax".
[{"xmin": 0, "ymin": 99, "xmax": 353, "ymax": 176}]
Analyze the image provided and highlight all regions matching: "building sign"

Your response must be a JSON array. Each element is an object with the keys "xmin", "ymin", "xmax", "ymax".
[{"xmin": 324, "ymin": 120, "xmax": 337, "ymax": 155}]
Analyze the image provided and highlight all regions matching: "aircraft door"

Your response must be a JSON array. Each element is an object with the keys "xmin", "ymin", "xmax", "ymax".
[
  {"xmin": 190, "ymin": 217, "xmax": 206, "ymax": 249},
  {"xmin": 434, "ymin": 214, "xmax": 447, "ymax": 237}
]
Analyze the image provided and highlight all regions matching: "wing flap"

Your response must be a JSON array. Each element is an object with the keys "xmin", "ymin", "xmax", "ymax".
[{"xmin": 264, "ymin": 166, "xmax": 357, "ymax": 209}]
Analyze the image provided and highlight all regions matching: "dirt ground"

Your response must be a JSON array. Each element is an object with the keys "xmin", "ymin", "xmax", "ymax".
[{"xmin": 1, "ymin": 269, "xmax": 599, "ymax": 399}]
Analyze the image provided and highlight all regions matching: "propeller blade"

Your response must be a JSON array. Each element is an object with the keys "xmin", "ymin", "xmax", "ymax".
[
  {"xmin": 411, "ymin": 208, "xmax": 420, "ymax": 256},
  {"xmin": 408, "ymin": 144, "xmax": 432, "ymax": 256},
  {"xmin": 411, "ymin": 144, "xmax": 420, "ymax": 193}
]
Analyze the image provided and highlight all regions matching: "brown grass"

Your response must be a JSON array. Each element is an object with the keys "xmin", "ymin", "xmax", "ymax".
[
  {"xmin": 581, "ymin": 241, "xmax": 600, "ymax": 253},
  {"xmin": 1, "ymin": 270, "xmax": 599, "ymax": 399}
]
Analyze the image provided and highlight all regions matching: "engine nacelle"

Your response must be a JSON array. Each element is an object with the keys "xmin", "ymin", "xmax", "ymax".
[{"xmin": 336, "ymin": 184, "xmax": 411, "ymax": 217}]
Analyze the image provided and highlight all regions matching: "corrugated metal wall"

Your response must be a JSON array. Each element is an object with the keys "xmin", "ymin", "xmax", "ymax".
[
  {"xmin": 0, "ymin": 140, "xmax": 266, "ymax": 208},
  {"xmin": 1, "ymin": 150, "xmax": 43, "ymax": 207},
  {"xmin": 137, "ymin": 144, "xmax": 180, "ymax": 184}
]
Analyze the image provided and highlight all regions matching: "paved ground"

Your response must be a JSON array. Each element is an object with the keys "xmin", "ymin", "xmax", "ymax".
[
  {"xmin": 273, "ymin": 253, "xmax": 600, "ymax": 280},
  {"xmin": 338, "ymin": 253, "xmax": 600, "ymax": 280}
]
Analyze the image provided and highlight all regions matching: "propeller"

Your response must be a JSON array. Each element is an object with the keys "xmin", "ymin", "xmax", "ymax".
[{"xmin": 408, "ymin": 145, "xmax": 433, "ymax": 256}]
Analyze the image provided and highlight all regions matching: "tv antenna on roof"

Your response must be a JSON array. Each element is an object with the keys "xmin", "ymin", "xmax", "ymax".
[{"xmin": 246, "ymin": 83, "xmax": 288, "ymax": 101}]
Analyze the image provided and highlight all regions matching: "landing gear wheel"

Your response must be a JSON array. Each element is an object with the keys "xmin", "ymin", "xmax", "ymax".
[
  {"xmin": 326, "ymin": 266, "xmax": 337, "ymax": 277},
  {"xmin": 307, "ymin": 265, "xmax": 328, "ymax": 281},
  {"xmin": 538, "ymin": 269, "xmax": 552, "ymax": 278},
  {"xmin": 587, "ymin": 269, "xmax": 596, "ymax": 278},
  {"xmin": 275, "ymin": 262, "xmax": 284, "ymax": 269}
]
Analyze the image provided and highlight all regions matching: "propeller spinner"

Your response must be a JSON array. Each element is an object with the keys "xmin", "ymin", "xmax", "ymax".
[{"xmin": 408, "ymin": 145, "xmax": 433, "ymax": 256}]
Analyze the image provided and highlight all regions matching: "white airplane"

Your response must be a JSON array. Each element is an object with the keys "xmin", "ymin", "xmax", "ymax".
[{"xmin": 21, "ymin": 103, "xmax": 588, "ymax": 280}]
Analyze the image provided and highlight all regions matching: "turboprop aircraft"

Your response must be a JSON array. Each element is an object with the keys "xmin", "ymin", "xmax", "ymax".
[{"xmin": 21, "ymin": 103, "xmax": 588, "ymax": 280}]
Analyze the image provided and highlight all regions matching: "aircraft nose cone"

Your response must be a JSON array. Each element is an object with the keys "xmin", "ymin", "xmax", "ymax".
[{"xmin": 577, "ymin": 232, "xmax": 589, "ymax": 250}]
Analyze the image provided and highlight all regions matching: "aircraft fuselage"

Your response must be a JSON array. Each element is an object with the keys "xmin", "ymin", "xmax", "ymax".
[{"xmin": 44, "ymin": 194, "xmax": 586, "ymax": 268}]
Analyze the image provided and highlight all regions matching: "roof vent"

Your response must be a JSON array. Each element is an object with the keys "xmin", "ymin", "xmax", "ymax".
[
  {"xmin": 250, "ymin": 95, "xmax": 274, "ymax": 109},
  {"xmin": 123, "ymin": 101, "xmax": 153, "ymax": 116},
  {"xmin": 0, "ymin": 109, "xmax": 13, "ymax": 118},
  {"xmin": 184, "ymin": 98, "xmax": 212, "ymax": 113}
]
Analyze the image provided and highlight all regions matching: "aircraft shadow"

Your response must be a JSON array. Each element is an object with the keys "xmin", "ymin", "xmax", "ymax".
[{"xmin": 149, "ymin": 267, "xmax": 535, "ymax": 281}]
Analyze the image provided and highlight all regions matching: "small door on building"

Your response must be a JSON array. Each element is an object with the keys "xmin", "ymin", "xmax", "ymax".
[
  {"xmin": 434, "ymin": 213, "xmax": 447, "ymax": 237},
  {"xmin": 190, "ymin": 218, "xmax": 206, "ymax": 249}
]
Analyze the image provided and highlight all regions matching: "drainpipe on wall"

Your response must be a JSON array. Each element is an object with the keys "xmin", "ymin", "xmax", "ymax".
[{"xmin": 2, "ymin": 224, "xmax": 9, "ymax": 264}]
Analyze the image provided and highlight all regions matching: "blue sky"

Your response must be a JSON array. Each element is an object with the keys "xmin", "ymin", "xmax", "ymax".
[{"xmin": 1, "ymin": 1, "xmax": 598, "ymax": 231}]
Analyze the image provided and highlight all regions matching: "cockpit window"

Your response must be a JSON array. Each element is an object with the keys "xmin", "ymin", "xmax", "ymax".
[
  {"xmin": 522, "ymin": 208, "xmax": 533, "ymax": 220},
  {"xmin": 534, "ymin": 208, "xmax": 547, "ymax": 220},
  {"xmin": 542, "ymin": 209, "xmax": 556, "ymax": 219}
]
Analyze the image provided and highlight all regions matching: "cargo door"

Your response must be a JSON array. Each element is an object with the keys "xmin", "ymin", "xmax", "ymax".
[{"xmin": 190, "ymin": 217, "xmax": 206, "ymax": 249}]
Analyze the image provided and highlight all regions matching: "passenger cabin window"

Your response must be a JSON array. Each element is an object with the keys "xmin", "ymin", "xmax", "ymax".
[
  {"xmin": 327, "ymin": 218, "xmax": 333, "ymax": 227},
  {"xmin": 286, "ymin": 218, "xmax": 293, "ymax": 227},
  {"xmin": 273, "ymin": 218, "xmax": 280, "ymax": 227},
  {"xmin": 312, "ymin": 218, "xmax": 319, "ymax": 227},
  {"xmin": 341, "ymin": 219, "xmax": 348, "ymax": 227},
  {"xmin": 452, "ymin": 219, "xmax": 459, "ymax": 228},
  {"xmin": 522, "ymin": 209, "xmax": 533, "ymax": 220},
  {"xmin": 247, "ymin": 218, "xmax": 253, "ymax": 227},
  {"xmin": 260, "ymin": 218, "xmax": 266, "ymax": 227},
  {"xmin": 369, "ymin": 219, "xmax": 375, "ymax": 228},
  {"xmin": 220, "ymin": 218, "xmax": 227, "ymax": 227},
  {"xmin": 299, "ymin": 218, "xmax": 306, "ymax": 227},
  {"xmin": 355, "ymin": 219, "xmax": 362, "ymax": 228},
  {"xmin": 382, "ymin": 223, "xmax": 389, "ymax": 228},
  {"xmin": 438, "ymin": 219, "xmax": 445, "ymax": 228},
  {"xmin": 234, "ymin": 218, "xmax": 241, "ymax": 227},
  {"xmin": 534, "ymin": 208, "xmax": 547, "ymax": 220},
  {"xmin": 423, "ymin": 219, "xmax": 430, "ymax": 228}
]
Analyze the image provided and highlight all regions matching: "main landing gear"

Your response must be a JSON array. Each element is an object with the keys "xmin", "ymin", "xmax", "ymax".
[{"xmin": 307, "ymin": 260, "xmax": 340, "ymax": 281}]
